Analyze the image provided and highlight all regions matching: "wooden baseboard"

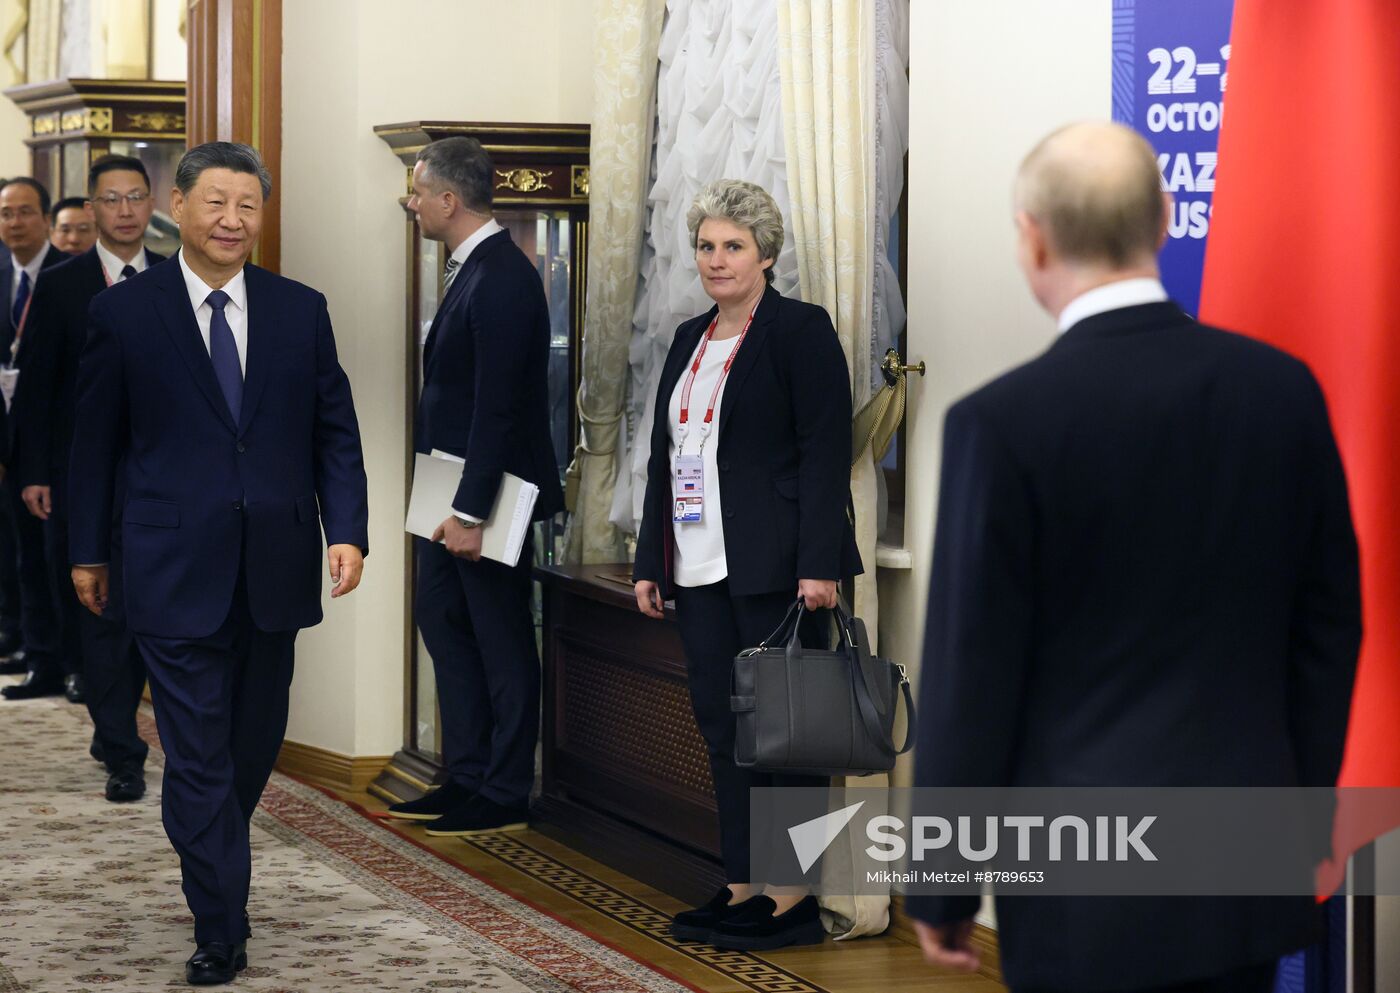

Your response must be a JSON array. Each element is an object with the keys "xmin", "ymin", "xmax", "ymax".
[
  {"xmin": 888, "ymin": 894, "xmax": 1002, "ymax": 986},
  {"xmin": 275, "ymin": 739, "xmax": 390, "ymax": 793}
]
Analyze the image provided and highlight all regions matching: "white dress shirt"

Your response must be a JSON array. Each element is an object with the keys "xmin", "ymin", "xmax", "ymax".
[
  {"xmin": 1057, "ymin": 277, "xmax": 1169, "ymax": 334},
  {"xmin": 667, "ymin": 333, "xmax": 742, "ymax": 588},
  {"xmin": 11, "ymin": 243, "xmax": 54, "ymax": 310},
  {"xmin": 447, "ymin": 218, "xmax": 503, "ymax": 525},
  {"xmin": 445, "ymin": 218, "xmax": 504, "ymax": 285},
  {"xmin": 95, "ymin": 240, "xmax": 148, "ymax": 286},
  {"xmin": 178, "ymin": 249, "xmax": 248, "ymax": 375}
]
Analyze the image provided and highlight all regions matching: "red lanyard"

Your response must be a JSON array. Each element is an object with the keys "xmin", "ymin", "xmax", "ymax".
[{"xmin": 678, "ymin": 307, "xmax": 755, "ymax": 436}]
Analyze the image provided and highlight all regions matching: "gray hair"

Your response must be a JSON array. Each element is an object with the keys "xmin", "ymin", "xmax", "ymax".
[
  {"xmin": 416, "ymin": 137, "xmax": 494, "ymax": 213},
  {"xmin": 687, "ymin": 179, "xmax": 783, "ymax": 284},
  {"xmin": 175, "ymin": 141, "xmax": 272, "ymax": 199}
]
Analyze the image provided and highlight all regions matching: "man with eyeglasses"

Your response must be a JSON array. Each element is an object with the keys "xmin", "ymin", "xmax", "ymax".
[
  {"xmin": 50, "ymin": 197, "xmax": 97, "ymax": 256},
  {"xmin": 0, "ymin": 177, "xmax": 68, "ymax": 700},
  {"xmin": 11, "ymin": 156, "xmax": 164, "ymax": 797}
]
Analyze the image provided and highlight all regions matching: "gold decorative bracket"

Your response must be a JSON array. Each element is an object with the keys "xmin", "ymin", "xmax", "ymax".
[{"xmin": 495, "ymin": 168, "xmax": 553, "ymax": 194}]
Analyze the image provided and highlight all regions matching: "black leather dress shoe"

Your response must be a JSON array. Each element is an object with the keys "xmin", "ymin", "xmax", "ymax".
[
  {"xmin": 185, "ymin": 940, "xmax": 247, "ymax": 985},
  {"xmin": 64, "ymin": 673, "xmax": 85, "ymax": 703},
  {"xmin": 383, "ymin": 781, "xmax": 474, "ymax": 821},
  {"xmin": 423, "ymin": 796, "xmax": 528, "ymax": 837},
  {"xmin": 1, "ymin": 671, "xmax": 64, "ymax": 700},
  {"xmin": 710, "ymin": 895, "xmax": 825, "ymax": 951},
  {"xmin": 670, "ymin": 887, "xmax": 763, "ymax": 942},
  {"xmin": 105, "ymin": 770, "xmax": 146, "ymax": 803}
]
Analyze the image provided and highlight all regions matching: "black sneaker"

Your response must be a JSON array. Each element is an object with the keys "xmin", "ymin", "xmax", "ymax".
[
  {"xmin": 383, "ymin": 782, "xmax": 474, "ymax": 821},
  {"xmin": 670, "ymin": 887, "xmax": 761, "ymax": 942},
  {"xmin": 710, "ymin": 895, "xmax": 825, "ymax": 951},
  {"xmin": 423, "ymin": 796, "xmax": 528, "ymax": 837}
]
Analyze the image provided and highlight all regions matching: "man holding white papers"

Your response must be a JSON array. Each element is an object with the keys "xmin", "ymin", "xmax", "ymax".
[{"xmin": 387, "ymin": 136, "xmax": 563, "ymax": 836}]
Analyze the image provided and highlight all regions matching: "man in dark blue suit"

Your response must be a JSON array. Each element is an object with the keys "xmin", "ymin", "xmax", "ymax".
[
  {"xmin": 16, "ymin": 155, "xmax": 165, "ymax": 801},
  {"xmin": 907, "ymin": 123, "xmax": 1360, "ymax": 993},
  {"xmin": 69, "ymin": 142, "xmax": 369, "ymax": 986},
  {"xmin": 382, "ymin": 137, "xmax": 563, "ymax": 836},
  {"xmin": 0, "ymin": 177, "xmax": 69, "ymax": 698}
]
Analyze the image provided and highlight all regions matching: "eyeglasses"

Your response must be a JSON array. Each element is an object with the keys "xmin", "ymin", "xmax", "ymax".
[{"xmin": 92, "ymin": 193, "xmax": 151, "ymax": 208}]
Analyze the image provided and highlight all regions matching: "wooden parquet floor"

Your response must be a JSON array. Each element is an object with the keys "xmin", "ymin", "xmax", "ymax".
[{"xmin": 329, "ymin": 784, "xmax": 1008, "ymax": 993}]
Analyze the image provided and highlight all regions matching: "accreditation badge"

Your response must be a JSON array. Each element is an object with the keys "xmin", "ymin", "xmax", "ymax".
[{"xmin": 673, "ymin": 455, "xmax": 704, "ymax": 523}]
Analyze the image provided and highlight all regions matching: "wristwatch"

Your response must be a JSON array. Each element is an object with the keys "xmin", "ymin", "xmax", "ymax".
[{"xmin": 454, "ymin": 516, "xmax": 481, "ymax": 530}]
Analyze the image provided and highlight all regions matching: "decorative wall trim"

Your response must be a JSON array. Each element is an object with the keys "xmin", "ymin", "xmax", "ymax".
[{"xmin": 274, "ymin": 739, "xmax": 391, "ymax": 793}]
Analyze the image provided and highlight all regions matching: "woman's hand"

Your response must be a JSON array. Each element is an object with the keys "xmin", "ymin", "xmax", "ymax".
[
  {"xmin": 635, "ymin": 580, "xmax": 666, "ymax": 619},
  {"xmin": 797, "ymin": 578, "xmax": 838, "ymax": 611}
]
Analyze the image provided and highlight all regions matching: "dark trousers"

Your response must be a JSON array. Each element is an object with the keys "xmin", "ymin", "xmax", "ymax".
[
  {"xmin": 43, "ymin": 493, "xmax": 85, "ymax": 684},
  {"xmin": 1018, "ymin": 962, "xmax": 1276, "ymax": 993},
  {"xmin": 0, "ymin": 484, "xmax": 20, "ymax": 644},
  {"xmin": 6, "ymin": 480, "xmax": 66, "ymax": 678},
  {"xmin": 414, "ymin": 536, "xmax": 539, "ymax": 807},
  {"xmin": 136, "ymin": 575, "xmax": 296, "ymax": 945},
  {"xmin": 79, "ymin": 606, "xmax": 148, "ymax": 776},
  {"xmin": 672, "ymin": 579, "xmax": 830, "ymax": 883}
]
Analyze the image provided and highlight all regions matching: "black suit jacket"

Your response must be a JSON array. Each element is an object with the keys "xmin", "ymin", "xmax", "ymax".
[
  {"xmin": 13, "ymin": 246, "xmax": 165, "ymax": 489},
  {"xmin": 415, "ymin": 228, "xmax": 564, "ymax": 522},
  {"xmin": 0, "ymin": 244, "xmax": 67, "ymax": 463},
  {"xmin": 905, "ymin": 302, "xmax": 1361, "ymax": 990},
  {"xmin": 633, "ymin": 285, "xmax": 862, "ymax": 598}
]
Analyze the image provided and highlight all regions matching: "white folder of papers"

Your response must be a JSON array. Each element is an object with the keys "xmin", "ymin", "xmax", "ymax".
[{"xmin": 405, "ymin": 450, "xmax": 539, "ymax": 567}]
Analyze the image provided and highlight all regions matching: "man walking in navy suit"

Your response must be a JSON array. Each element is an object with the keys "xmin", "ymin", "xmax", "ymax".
[
  {"xmin": 382, "ymin": 136, "xmax": 563, "ymax": 836},
  {"xmin": 69, "ymin": 142, "xmax": 369, "ymax": 986},
  {"xmin": 16, "ymin": 154, "xmax": 166, "ymax": 803}
]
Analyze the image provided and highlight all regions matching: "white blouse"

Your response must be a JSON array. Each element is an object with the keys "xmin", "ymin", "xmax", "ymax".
[{"xmin": 667, "ymin": 333, "xmax": 743, "ymax": 587}]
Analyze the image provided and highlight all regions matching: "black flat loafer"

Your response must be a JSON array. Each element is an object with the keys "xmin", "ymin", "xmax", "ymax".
[
  {"xmin": 710, "ymin": 895, "xmax": 826, "ymax": 951},
  {"xmin": 105, "ymin": 770, "xmax": 146, "ymax": 803},
  {"xmin": 185, "ymin": 940, "xmax": 247, "ymax": 986},
  {"xmin": 383, "ymin": 781, "xmax": 474, "ymax": 821},
  {"xmin": 670, "ymin": 887, "xmax": 762, "ymax": 942}
]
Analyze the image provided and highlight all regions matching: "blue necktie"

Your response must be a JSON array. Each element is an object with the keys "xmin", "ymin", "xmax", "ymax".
[
  {"xmin": 11, "ymin": 270, "xmax": 30, "ymax": 329},
  {"xmin": 205, "ymin": 290, "xmax": 242, "ymax": 422}
]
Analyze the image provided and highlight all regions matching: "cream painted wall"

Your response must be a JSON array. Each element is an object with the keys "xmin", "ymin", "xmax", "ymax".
[
  {"xmin": 881, "ymin": 0, "xmax": 1110, "ymax": 785},
  {"xmin": 0, "ymin": 0, "xmax": 31, "ymax": 178},
  {"xmin": 279, "ymin": 0, "xmax": 593, "ymax": 757}
]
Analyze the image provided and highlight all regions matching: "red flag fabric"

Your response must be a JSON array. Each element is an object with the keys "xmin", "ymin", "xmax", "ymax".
[{"xmin": 1199, "ymin": 0, "xmax": 1400, "ymax": 873}]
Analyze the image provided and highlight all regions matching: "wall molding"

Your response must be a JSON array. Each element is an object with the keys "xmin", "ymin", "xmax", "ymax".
[{"xmin": 275, "ymin": 739, "xmax": 390, "ymax": 794}]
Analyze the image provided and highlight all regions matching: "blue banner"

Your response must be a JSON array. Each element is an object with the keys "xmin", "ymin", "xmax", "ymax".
[{"xmin": 1112, "ymin": 0, "xmax": 1233, "ymax": 313}]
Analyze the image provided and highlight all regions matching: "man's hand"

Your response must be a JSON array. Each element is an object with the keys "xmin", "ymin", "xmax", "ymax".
[
  {"xmin": 914, "ymin": 919, "xmax": 980, "ymax": 973},
  {"xmin": 797, "ymin": 578, "xmax": 838, "ymax": 611},
  {"xmin": 431, "ymin": 516, "xmax": 483, "ymax": 561},
  {"xmin": 634, "ymin": 580, "xmax": 665, "ymax": 619},
  {"xmin": 72, "ymin": 565, "xmax": 109, "ymax": 616},
  {"xmin": 21, "ymin": 484, "xmax": 51, "ymax": 521},
  {"xmin": 328, "ymin": 544, "xmax": 364, "ymax": 598}
]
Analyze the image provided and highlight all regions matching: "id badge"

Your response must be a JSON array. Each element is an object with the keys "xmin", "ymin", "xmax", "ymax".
[{"xmin": 673, "ymin": 455, "xmax": 704, "ymax": 523}]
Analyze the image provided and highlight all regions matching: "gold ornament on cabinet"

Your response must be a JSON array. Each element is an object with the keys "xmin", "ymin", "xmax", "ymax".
[
  {"xmin": 571, "ymin": 166, "xmax": 589, "ymax": 198},
  {"xmin": 495, "ymin": 168, "xmax": 553, "ymax": 194},
  {"xmin": 129, "ymin": 112, "xmax": 186, "ymax": 133}
]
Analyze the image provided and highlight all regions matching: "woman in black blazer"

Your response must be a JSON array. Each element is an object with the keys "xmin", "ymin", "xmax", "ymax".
[{"xmin": 633, "ymin": 179, "xmax": 862, "ymax": 951}]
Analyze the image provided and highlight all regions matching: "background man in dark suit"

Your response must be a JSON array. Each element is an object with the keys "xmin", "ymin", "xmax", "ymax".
[
  {"xmin": 17, "ymin": 155, "xmax": 164, "ymax": 802},
  {"xmin": 0, "ymin": 177, "xmax": 70, "ymax": 700},
  {"xmin": 69, "ymin": 142, "xmax": 368, "ymax": 986},
  {"xmin": 49, "ymin": 196, "xmax": 97, "ymax": 256},
  {"xmin": 382, "ymin": 136, "xmax": 563, "ymax": 837},
  {"xmin": 907, "ymin": 122, "xmax": 1361, "ymax": 993}
]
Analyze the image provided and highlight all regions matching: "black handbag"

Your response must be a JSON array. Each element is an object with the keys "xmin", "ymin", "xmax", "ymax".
[{"xmin": 730, "ymin": 598, "xmax": 916, "ymax": 776}]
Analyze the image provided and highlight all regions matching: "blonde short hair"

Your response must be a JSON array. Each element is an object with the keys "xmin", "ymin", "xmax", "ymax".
[{"xmin": 686, "ymin": 179, "xmax": 784, "ymax": 284}]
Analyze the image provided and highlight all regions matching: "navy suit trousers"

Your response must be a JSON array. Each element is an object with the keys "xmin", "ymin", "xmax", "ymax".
[
  {"xmin": 414, "ymin": 536, "xmax": 538, "ymax": 807},
  {"xmin": 136, "ymin": 567, "xmax": 295, "ymax": 945}
]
